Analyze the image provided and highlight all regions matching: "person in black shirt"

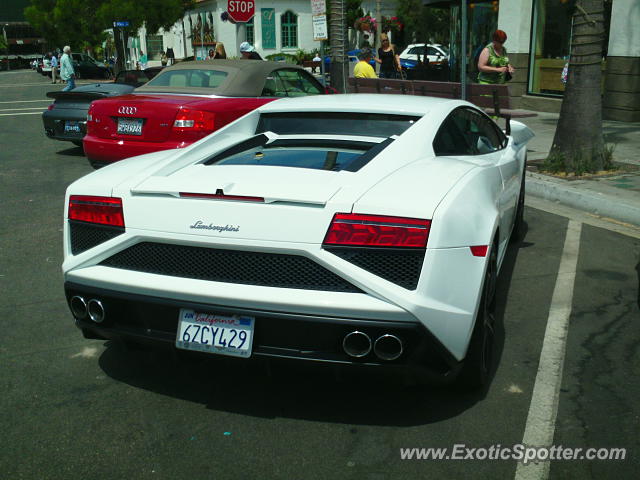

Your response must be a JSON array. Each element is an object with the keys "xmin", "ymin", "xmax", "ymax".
[
  {"xmin": 375, "ymin": 37, "xmax": 400, "ymax": 78},
  {"xmin": 166, "ymin": 47, "xmax": 175, "ymax": 65}
]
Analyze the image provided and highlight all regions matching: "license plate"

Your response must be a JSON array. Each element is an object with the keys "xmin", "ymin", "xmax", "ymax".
[
  {"xmin": 64, "ymin": 120, "xmax": 81, "ymax": 133},
  {"xmin": 175, "ymin": 309, "xmax": 255, "ymax": 358},
  {"xmin": 117, "ymin": 117, "xmax": 143, "ymax": 135}
]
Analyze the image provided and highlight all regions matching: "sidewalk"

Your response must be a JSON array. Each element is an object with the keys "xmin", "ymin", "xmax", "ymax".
[{"xmin": 521, "ymin": 112, "xmax": 640, "ymax": 227}]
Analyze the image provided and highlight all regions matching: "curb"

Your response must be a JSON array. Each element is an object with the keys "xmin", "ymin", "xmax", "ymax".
[{"xmin": 526, "ymin": 172, "xmax": 640, "ymax": 227}]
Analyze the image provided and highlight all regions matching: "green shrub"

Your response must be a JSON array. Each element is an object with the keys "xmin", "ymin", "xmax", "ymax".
[{"xmin": 542, "ymin": 143, "xmax": 617, "ymax": 176}]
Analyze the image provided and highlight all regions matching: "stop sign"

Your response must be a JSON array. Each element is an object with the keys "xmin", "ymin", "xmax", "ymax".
[{"xmin": 228, "ymin": 0, "xmax": 255, "ymax": 23}]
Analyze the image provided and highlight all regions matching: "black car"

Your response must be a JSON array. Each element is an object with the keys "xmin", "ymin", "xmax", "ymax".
[
  {"xmin": 42, "ymin": 70, "xmax": 155, "ymax": 146},
  {"xmin": 113, "ymin": 67, "xmax": 163, "ymax": 87},
  {"xmin": 71, "ymin": 53, "xmax": 112, "ymax": 79}
]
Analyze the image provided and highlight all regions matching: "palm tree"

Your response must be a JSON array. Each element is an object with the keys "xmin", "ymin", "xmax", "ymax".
[{"xmin": 550, "ymin": 0, "xmax": 607, "ymax": 172}]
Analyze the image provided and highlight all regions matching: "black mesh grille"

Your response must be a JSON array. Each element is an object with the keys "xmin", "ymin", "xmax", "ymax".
[
  {"xmin": 70, "ymin": 221, "xmax": 124, "ymax": 255},
  {"xmin": 100, "ymin": 242, "xmax": 362, "ymax": 293},
  {"xmin": 325, "ymin": 247, "xmax": 425, "ymax": 290}
]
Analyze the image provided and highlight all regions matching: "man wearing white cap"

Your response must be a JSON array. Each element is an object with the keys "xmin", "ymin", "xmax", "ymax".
[{"xmin": 239, "ymin": 42, "xmax": 263, "ymax": 60}]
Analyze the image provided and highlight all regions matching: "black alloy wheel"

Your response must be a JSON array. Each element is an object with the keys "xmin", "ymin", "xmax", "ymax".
[{"xmin": 455, "ymin": 240, "xmax": 498, "ymax": 390}]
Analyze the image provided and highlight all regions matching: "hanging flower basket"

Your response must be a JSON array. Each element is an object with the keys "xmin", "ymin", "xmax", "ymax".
[
  {"xmin": 354, "ymin": 15, "xmax": 377, "ymax": 33},
  {"xmin": 381, "ymin": 16, "xmax": 403, "ymax": 34}
]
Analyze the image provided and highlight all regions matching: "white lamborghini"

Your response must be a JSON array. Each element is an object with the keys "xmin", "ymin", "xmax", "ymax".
[{"xmin": 62, "ymin": 94, "xmax": 534, "ymax": 389}]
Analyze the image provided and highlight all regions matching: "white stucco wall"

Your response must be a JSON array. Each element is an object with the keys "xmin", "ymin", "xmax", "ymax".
[
  {"xmin": 497, "ymin": 0, "xmax": 532, "ymax": 54},
  {"xmin": 608, "ymin": 0, "xmax": 640, "ymax": 57},
  {"xmin": 138, "ymin": 0, "xmax": 331, "ymax": 62}
]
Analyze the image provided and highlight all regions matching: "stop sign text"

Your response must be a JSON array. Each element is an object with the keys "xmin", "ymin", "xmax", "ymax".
[{"xmin": 228, "ymin": 0, "xmax": 255, "ymax": 22}]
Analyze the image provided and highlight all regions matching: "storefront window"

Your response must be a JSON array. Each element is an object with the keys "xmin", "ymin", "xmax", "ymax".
[
  {"xmin": 528, "ymin": 0, "xmax": 575, "ymax": 95},
  {"xmin": 449, "ymin": 2, "xmax": 499, "ymax": 82},
  {"xmin": 145, "ymin": 35, "xmax": 164, "ymax": 61}
]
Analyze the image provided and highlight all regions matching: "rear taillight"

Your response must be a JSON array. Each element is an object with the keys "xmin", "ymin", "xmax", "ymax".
[
  {"xmin": 68, "ymin": 195, "xmax": 124, "ymax": 227},
  {"xmin": 469, "ymin": 245, "xmax": 488, "ymax": 257},
  {"xmin": 173, "ymin": 107, "xmax": 215, "ymax": 131},
  {"xmin": 86, "ymin": 105, "xmax": 97, "ymax": 134},
  {"xmin": 47, "ymin": 103, "xmax": 55, "ymax": 111},
  {"xmin": 323, "ymin": 213, "xmax": 430, "ymax": 248}
]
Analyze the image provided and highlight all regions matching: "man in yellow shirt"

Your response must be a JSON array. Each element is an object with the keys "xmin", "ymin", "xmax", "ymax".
[{"xmin": 354, "ymin": 48, "xmax": 377, "ymax": 78}]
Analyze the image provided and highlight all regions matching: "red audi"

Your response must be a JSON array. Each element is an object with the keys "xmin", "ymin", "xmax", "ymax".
[{"xmin": 83, "ymin": 60, "xmax": 329, "ymax": 168}]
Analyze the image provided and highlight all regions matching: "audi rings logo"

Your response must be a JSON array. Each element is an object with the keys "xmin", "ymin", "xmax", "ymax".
[{"xmin": 118, "ymin": 106, "xmax": 137, "ymax": 115}]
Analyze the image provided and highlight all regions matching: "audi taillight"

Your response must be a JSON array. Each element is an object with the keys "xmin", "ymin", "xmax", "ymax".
[
  {"xmin": 68, "ymin": 195, "xmax": 124, "ymax": 227},
  {"xmin": 323, "ymin": 213, "xmax": 431, "ymax": 248},
  {"xmin": 173, "ymin": 107, "xmax": 215, "ymax": 131},
  {"xmin": 86, "ymin": 104, "xmax": 97, "ymax": 134}
]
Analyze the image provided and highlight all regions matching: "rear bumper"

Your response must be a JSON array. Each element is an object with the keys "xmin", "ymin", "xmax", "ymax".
[
  {"xmin": 65, "ymin": 281, "xmax": 460, "ymax": 379},
  {"xmin": 83, "ymin": 134, "xmax": 190, "ymax": 165},
  {"xmin": 42, "ymin": 111, "xmax": 86, "ymax": 142}
]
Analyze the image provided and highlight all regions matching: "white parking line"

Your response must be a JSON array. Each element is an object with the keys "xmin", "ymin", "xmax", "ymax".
[
  {"xmin": 0, "ymin": 83, "xmax": 63, "ymax": 87},
  {"xmin": 0, "ymin": 112, "xmax": 43, "ymax": 116},
  {"xmin": 514, "ymin": 220, "xmax": 582, "ymax": 480},
  {"xmin": 0, "ymin": 107, "xmax": 46, "ymax": 111},
  {"xmin": 0, "ymin": 100, "xmax": 51, "ymax": 104},
  {"xmin": 0, "ymin": 82, "xmax": 92, "ymax": 88}
]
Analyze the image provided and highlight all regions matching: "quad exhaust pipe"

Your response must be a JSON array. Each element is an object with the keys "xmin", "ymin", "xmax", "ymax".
[
  {"xmin": 342, "ymin": 331, "xmax": 403, "ymax": 361},
  {"xmin": 69, "ymin": 296, "xmax": 105, "ymax": 323}
]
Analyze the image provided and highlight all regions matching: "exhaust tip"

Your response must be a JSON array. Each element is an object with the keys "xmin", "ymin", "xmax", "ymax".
[
  {"xmin": 374, "ymin": 334, "xmax": 403, "ymax": 361},
  {"xmin": 87, "ymin": 299, "xmax": 105, "ymax": 323},
  {"xmin": 70, "ymin": 295, "xmax": 87, "ymax": 319},
  {"xmin": 343, "ymin": 331, "xmax": 372, "ymax": 358}
]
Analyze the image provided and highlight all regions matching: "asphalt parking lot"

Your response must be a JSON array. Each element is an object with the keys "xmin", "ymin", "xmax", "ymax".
[{"xmin": 1, "ymin": 70, "xmax": 639, "ymax": 480}]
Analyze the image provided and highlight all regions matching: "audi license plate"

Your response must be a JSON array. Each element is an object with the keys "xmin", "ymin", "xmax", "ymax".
[
  {"xmin": 175, "ymin": 309, "xmax": 255, "ymax": 358},
  {"xmin": 64, "ymin": 120, "xmax": 81, "ymax": 133},
  {"xmin": 117, "ymin": 117, "xmax": 143, "ymax": 135}
]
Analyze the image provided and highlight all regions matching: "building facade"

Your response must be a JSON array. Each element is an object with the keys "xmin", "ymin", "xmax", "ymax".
[
  {"xmin": 135, "ymin": 0, "xmax": 327, "ymax": 64},
  {"xmin": 461, "ymin": 0, "xmax": 638, "ymax": 121},
  {"xmin": 3, "ymin": 0, "xmax": 46, "ymax": 64}
]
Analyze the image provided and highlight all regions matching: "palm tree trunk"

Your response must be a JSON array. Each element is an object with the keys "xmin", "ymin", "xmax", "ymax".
[
  {"xmin": 550, "ymin": 0, "xmax": 606, "ymax": 172},
  {"xmin": 329, "ymin": 0, "xmax": 348, "ymax": 92}
]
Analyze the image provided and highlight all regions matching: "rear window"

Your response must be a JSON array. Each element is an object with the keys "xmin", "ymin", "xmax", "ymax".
[
  {"xmin": 211, "ymin": 145, "xmax": 363, "ymax": 171},
  {"xmin": 256, "ymin": 112, "xmax": 419, "ymax": 138},
  {"xmin": 145, "ymin": 69, "xmax": 228, "ymax": 89},
  {"xmin": 204, "ymin": 135, "xmax": 395, "ymax": 172}
]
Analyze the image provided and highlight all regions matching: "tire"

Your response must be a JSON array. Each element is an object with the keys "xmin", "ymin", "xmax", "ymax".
[
  {"xmin": 88, "ymin": 158, "xmax": 104, "ymax": 169},
  {"xmin": 510, "ymin": 171, "xmax": 526, "ymax": 243},
  {"xmin": 455, "ymin": 240, "xmax": 497, "ymax": 390}
]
